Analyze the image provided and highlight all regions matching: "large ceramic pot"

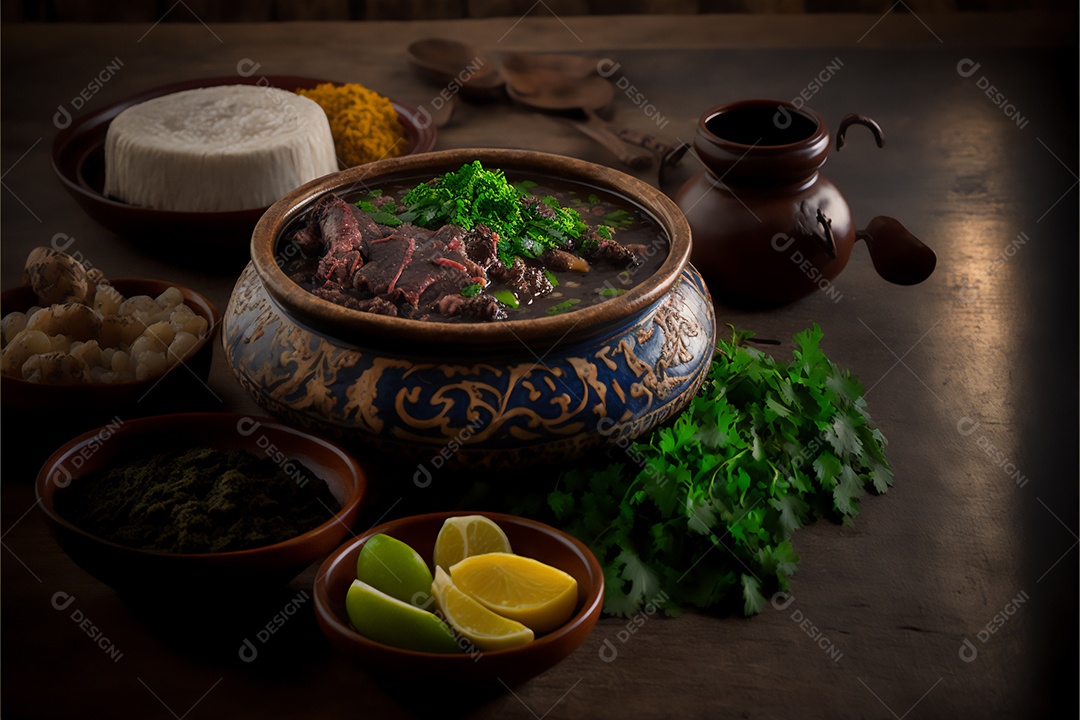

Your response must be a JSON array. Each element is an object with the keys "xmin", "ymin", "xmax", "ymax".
[{"xmin": 223, "ymin": 149, "xmax": 715, "ymax": 470}]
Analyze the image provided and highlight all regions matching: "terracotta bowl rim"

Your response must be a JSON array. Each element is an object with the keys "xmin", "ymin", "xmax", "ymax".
[
  {"xmin": 35, "ymin": 411, "xmax": 368, "ymax": 559},
  {"xmin": 249, "ymin": 147, "xmax": 692, "ymax": 346},
  {"xmin": 313, "ymin": 509, "xmax": 605, "ymax": 661}
]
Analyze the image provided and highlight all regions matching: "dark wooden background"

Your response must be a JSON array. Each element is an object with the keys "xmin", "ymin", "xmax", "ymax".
[{"xmin": 3, "ymin": 0, "xmax": 1071, "ymax": 23}]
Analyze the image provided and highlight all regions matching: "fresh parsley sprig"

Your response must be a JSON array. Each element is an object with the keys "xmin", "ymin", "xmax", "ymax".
[{"xmin": 547, "ymin": 324, "xmax": 893, "ymax": 617}]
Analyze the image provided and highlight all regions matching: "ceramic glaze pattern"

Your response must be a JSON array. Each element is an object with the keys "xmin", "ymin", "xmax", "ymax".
[{"xmin": 223, "ymin": 262, "xmax": 715, "ymax": 468}]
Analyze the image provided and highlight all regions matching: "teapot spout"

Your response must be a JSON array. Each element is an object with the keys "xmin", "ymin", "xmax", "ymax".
[{"xmin": 856, "ymin": 216, "xmax": 936, "ymax": 285}]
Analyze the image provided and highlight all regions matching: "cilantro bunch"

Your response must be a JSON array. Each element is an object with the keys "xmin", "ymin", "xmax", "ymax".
[
  {"xmin": 356, "ymin": 161, "xmax": 611, "ymax": 266},
  {"xmin": 547, "ymin": 325, "xmax": 893, "ymax": 617}
]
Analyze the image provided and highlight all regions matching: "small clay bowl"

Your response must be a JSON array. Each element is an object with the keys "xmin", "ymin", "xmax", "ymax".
[
  {"xmin": 1, "ymin": 278, "xmax": 220, "ymax": 437},
  {"xmin": 313, "ymin": 510, "xmax": 604, "ymax": 689},
  {"xmin": 36, "ymin": 412, "xmax": 367, "ymax": 599}
]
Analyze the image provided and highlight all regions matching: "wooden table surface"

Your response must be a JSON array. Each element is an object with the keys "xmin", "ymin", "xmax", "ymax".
[{"xmin": 2, "ymin": 12, "xmax": 1077, "ymax": 720}]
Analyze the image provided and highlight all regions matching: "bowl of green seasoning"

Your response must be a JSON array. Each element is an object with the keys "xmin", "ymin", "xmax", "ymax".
[{"xmin": 35, "ymin": 412, "xmax": 367, "ymax": 597}]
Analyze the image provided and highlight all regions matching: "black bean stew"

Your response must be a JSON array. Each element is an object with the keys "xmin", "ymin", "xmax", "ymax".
[{"xmin": 277, "ymin": 175, "xmax": 669, "ymax": 323}]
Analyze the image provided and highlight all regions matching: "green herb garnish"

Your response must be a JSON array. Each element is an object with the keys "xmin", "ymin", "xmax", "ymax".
[
  {"xmin": 543, "ymin": 269, "xmax": 559, "ymax": 288},
  {"xmin": 598, "ymin": 287, "xmax": 627, "ymax": 298},
  {"xmin": 460, "ymin": 283, "xmax": 482, "ymax": 298},
  {"xmin": 602, "ymin": 208, "xmax": 634, "ymax": 229},
  {"xmin": 356, "ymin": 161, "xmax": 603, "ymax": 267},
  {"xmin": 545, "ymin": 324, "xmax": 892, "ymax": 617},
  {"xmin": 492, "ymin": 289, "xmax": 519, "ymax": 309},
  {"xmin": 546, "ymin": 298, "xmax": 581, "ymax": 316},
  {"xmin": 355, "ymin": 194, "xmax": 403, "ymax": 227}
]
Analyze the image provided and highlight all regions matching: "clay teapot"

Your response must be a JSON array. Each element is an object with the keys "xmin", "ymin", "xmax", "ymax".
[{"xmin": 675, "ymin": 99, "xmax": 935, "ymax": 308}]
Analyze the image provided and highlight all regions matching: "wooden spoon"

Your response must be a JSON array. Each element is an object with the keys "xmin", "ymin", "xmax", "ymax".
[
  {"xmin": 405, "ymin": 38, "xmax": 505, "ymax": 100},
  {"xmin": 500, "ymin": 66, "xmax": 654, "ymax": 170},
  {"xmin": 502, "ymin": 52, "xmax": 605, "ymax": 80}
]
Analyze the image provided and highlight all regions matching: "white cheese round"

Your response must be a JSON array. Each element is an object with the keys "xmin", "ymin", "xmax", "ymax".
[{"xmin": 103, "ymin": 85, "xmax": 339, "ymax": 213}]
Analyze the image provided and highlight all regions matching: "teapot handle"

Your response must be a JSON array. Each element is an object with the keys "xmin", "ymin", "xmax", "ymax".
[
  {"xmin": 856, "ymin": 216, "xmax": 936, "ymax": 285},
  {"xmin": 836, "ymin": 114, "xmax": 884, "ymax": 151}
]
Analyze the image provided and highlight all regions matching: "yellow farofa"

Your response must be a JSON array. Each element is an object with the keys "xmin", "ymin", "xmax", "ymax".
[{"xmin": 297, "ymin": 83, "xmax": 406, "ymax": 167}]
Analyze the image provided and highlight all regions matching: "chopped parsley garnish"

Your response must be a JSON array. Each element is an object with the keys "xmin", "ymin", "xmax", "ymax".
[
  {"xmin": 354, "ymin": 161, "xmax": 607, "ymax": 267},
  {"xmin": 545, "ymin": 298, "xmax": 581, "ymax": 316},
  {"xmin": 492, "ymin": 289, "xmax": 519, "ymax": 309},
  {"xmin": 536, "ymin": 324, "xmax": 893, "ymax": 617}
]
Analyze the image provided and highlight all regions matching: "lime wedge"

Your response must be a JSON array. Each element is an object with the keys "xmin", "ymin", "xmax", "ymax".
[
  {"xmin": 356, "ymin": 533, "xmax": 433, "ymax": 608},
  {"xmin": 345, "ymin": 579, "xmax": 462, "ymax": 653}
]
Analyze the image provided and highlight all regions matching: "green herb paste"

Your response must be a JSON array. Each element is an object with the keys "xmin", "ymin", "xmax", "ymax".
[{"xmin": 60, "ymin": 447, "xmax": 339, "ymax": 553}]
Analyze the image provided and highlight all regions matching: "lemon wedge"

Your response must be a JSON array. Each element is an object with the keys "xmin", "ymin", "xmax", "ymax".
[
  {"xmin": 448, "ymin": 552, "xmax": 578, "ymax": 634},
  {"xmin": 432, "ymin": 515, "xmax": 512, "ymax": 571},
  {"xmin": 431, "ymin": 566, "xmax": 534, "ymax": 652}
]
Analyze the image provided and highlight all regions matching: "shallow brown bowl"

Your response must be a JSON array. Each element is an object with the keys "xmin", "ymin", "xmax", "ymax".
[
  {"xmin": 313, "ymin": 510, "xmax": 604, "ymax": 689},
  {"xmin": 1, "ymin": 278, "xmax": 220, "ymax": 436},
  {"xmin": 51, "ymin": 75, "xmax": 436, "ymax": 257},
  {"xmin": 36, "ymin": 412, "xmax": 367, "ymax": 598}
]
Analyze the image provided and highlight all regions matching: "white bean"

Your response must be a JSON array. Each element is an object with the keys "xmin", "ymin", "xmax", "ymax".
[
  {"xmin": 100, "ymin": 315, "xmax": 146, "ymax": 348},
  {"xmin": 119, "ymin": 295, "xmax": 157, "ymax": 317},
  {"xmin": 94, "ymin": 285, "xmax": 123, "ymax": 317},
  {"xmin": 156, "ymin": 286, "xmax": 183, "ymax": 310},
  {"xmin": 49, "ymin": 334, "xmax": 71, "ymax": 353},
  {"xmin": 111, "ymin": 349, "xmax": 133, "ymax": 375},
  {"xmin": 134, "ymin": 350, "xmax": 167, "ymax": 381},
  {"xmin": 182, "ymin": 315, "xmax": 208, "ymax": 338},
  {"xmin": 144, "ymin": 321, "xmax": 175, "ymax": 350},
  {"xmin": 129, "ymin": 334, "xmax": 156, "ymax": 358},
  {"xmin": 1, "ymin": 329, "xmax": 51, "ymax": 376},
  {"xmin": 71, "ymin": 339, "xmax": 104, "ymax": 368},
  {"xmin": 20, "ymin": 352, "xmax": 90, "ymax": 384},
  {"xmin": 168, "ymin": 331, "xmax": 199, "ymax": 364},
  {"xmin": 1, "ymin": 312, "xmax": 28, "ymax": 346},
  {"xmin": 170, "ymin": 303, "xmax": 195, "ymax": 325}
]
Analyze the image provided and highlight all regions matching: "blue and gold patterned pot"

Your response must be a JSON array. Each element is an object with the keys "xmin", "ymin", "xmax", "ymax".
[{"xmin": 223, "ymin": 149, "xmax": 715, "ymax": 470}]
